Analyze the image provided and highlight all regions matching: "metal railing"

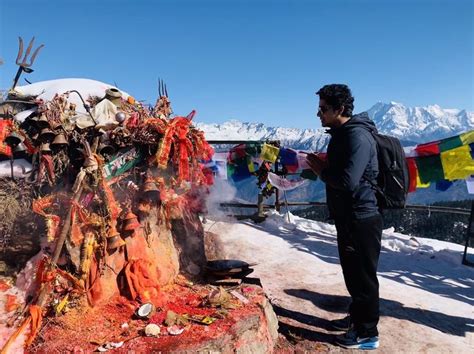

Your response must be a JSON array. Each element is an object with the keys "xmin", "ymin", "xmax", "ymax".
[{"xmin": 207, "ymin": 139, "xmax": 474, "ymax": 267}]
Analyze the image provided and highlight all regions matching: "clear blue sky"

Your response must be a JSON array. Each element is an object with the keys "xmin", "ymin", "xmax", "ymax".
[{"xmin": 0, "ymin": 0, "xmax": 472, "ymax": 129}]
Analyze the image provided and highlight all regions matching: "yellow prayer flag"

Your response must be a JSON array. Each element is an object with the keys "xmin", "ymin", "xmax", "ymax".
[
  {"xmin": 460, "ymin": 130, "xmax": 474, "ymax": 145},
  {"xmin": 416, "ymin": 173, "xmax": 430, "ymax": 188},
  {"xmin": 440, "ymin": 145, "xmax": 474, "ymax": 180},
  {"xmin": 247, "ymin": 157, "xmax": 257, "ymax": 173},
  {"xmin": 260, "ymin": 143, "xmax": 279, "ymax": 163}
]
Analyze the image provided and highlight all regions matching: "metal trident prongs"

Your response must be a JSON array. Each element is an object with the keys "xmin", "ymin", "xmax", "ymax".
[
  {"xmin": 11, "ymin": 36, "xmax": 45, "ymax": 89},
  {"xmin": 158, "ymin": 78, "xmax": 169, "ymax": 98}
]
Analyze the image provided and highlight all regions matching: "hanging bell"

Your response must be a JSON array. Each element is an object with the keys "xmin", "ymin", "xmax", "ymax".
[
  {"xmin": 122, "ymin": 211, "xmax": 141, "ymax": 232},
  {"xmin": 142, "ymin": 179, "xmax": 160, "ymax": 201},
  {"xmin": 142, "ymin": 178, "xmax": 159, "ymax": 193},
  {"xmin": 13, "ymin": 142, "xmax": 27, "ymax": 157},
  {"xmin": 28, "ymin": 116, "xmax": 39, "ymax": 127},
  {"xmin": 40, "ymin": 143, "xmax": 51, "ymax": 153},
  {"xmin": 39, "ymin": 128, "xmax": 56, "ymax": 142},
  {"xmin": 37, "ymin": 114, "xmax": 50, "ymax": 129},
  {"xmin": 51, "ymin": 133, "xmax": 69, "ymax": 147},
  {"xmin": 106, "ymin": 225, "xmax": 125, "ymax": 251},
  {"xmin": 99, "ymin": 143, "xmax": 116, "ymax": 156},
  {"xmin": 5, "ymin": 132, "xmax": 23, "ymax": 147},
  {"xmin": 107, "ymin": 235, "xmax": 126, "ymax": 251}
]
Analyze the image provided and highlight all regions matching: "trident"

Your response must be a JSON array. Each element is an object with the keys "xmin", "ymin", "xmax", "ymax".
[{"xmin": 11, "ymin": 36, "xmax": 44, "ymax": 90}]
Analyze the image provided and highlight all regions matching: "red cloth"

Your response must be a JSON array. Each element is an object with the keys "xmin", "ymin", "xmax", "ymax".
[
  {"xmin": 406, "ymin": 157, "xmax": 418, "ymax": 192},
  {"xmin": 414, "ymin": 141, "xmax": 440, "ymax": 156}
]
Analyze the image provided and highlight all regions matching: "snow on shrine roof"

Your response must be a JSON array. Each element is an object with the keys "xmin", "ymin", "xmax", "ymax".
[{"xmin": 14, "ymin": 78, "xmax": 130, "ymax": 113}]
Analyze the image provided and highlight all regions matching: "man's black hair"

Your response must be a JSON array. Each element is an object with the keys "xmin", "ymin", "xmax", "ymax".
[{"xmin": 316, "ymin": 84, "xmax": 354, "ymax": 117}]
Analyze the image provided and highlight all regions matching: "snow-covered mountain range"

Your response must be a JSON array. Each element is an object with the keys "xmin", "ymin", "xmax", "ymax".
[
  {"xmin": 196, "ymin": 102, "xmax": 474, "ymax": 151},
  {"xmin": 197, "ymin": 102, "xmax": 473, "ymax": 204}
]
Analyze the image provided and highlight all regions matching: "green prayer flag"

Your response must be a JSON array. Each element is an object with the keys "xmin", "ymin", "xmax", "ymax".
[
  {"xmin": 439, "ymin": 135, "xmax": 463, "ymax": 152},
  {"xmin": 300, "ymin": 169, "xmax": 318, "ymax": 181},
  {"xmin": 415, "ymin": 155, "xmax": 444, "ymax": 183},
  {"xmin": 244, "ymin": 143, "xmax": 262, "ymax": 157}
]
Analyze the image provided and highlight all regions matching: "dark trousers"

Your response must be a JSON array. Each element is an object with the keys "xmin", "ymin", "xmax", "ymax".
[{"xmin": 335, "ymin": 214, "xmax": 383, "ymax": 337}]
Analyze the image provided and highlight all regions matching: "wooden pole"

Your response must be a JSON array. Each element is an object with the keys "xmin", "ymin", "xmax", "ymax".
[{"xmin": 462, "ymin": 200, "xmax": 474, "ymax": 267}]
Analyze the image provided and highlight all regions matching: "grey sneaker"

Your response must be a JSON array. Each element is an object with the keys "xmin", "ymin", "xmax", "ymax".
[
  {"xmin": 335, "ymin": 328, "xmax": 379, "ymax": 350},
  {"xmin": 330, "ymin": 315, "xmax": 352, "ymax": 331}
]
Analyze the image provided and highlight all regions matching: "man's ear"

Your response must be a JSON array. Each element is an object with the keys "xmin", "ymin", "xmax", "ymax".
[{"xmin": 338, "ymin": 106, "xmax": 345, "ymax": 117}]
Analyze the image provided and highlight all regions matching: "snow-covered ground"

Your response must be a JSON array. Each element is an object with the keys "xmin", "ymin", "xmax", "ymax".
[{"xmin": 206, "ymin": 211, "xmax": 474, "ymax": 352}]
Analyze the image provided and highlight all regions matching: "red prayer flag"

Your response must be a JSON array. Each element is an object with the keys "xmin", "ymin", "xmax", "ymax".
[
  {"xmin": 406, "ymin": 157, "xmax": 418, "ymax": 192},
  {"xmin": 414, "ymin": 141, "xmax": 440, "ymax": 156}
]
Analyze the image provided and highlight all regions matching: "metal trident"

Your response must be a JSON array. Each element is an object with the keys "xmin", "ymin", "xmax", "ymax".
[
  {"xmin": 158, "ymin": 78, "xmax": 168, "ymax": 98},
  {"xmin": 11, "ymin": 36, "xmax": 44, "ymax": 89}
]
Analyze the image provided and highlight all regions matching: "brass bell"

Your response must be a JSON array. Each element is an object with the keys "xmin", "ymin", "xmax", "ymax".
[
  {"xmin": 37, "ymin": 114, "xmax": 50, "ymax": 129},
  {"xmin": 142, "ymin": 178, "xmax": 159, "ymax": 193},
  {"xmin": 99, "ymin": 143, "xmax": 115, "ymax": 156},
  {"xmin": 106, "ymin": 225, "xmax": 125, "ymax": 251},
  {"xmin": 40, "ymin": 143, "xmax": 51, "ymax": 153},
  {"xmin": 5, "ymin": 132, "xmax": 23, "ymax": 147},
  {"xmin": 51, "ymin": 133, "xmax": 68, "ymax": 147},
  {"xmin": 39, "ymin": 128, "xmax": 56, "ymax": 142},
  {"xmin": 142, "ymin": 177, "xmax": 160, "ymax": 200},
  {"xmin": 107, "ymin": 225, "xmax": 121, "ymax": 238},
  {"xmin": 107, "ymin": 235, "xmax": 126, "ymax": 251},
  {"xmin": 122, "ymin": 211, "xmax": 141, "ymax": 232}
]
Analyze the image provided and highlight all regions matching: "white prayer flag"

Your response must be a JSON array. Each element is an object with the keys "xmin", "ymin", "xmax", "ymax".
[
  {"xmin": 267, "ymin": 172, "xmax": 307, "ymax": 191},
  {"xmin": 466, "ymin": 176, "xmax": 474, "ymax": 194}
]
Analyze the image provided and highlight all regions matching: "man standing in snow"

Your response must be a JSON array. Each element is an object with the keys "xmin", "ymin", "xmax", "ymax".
[{"xmin": 306, "ymin": 84, "xmax": 383, "ymax": 350}]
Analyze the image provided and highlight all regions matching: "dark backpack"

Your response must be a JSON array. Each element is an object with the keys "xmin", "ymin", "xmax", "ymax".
[{"xmin": 369, "ymin": 132, "xmax": 409, "ymax": 209}]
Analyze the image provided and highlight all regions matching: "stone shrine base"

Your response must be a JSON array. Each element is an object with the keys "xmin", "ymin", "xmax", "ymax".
[{"xmin": 31, "ymin": 278, "xmax": 278, "ymax": 353}]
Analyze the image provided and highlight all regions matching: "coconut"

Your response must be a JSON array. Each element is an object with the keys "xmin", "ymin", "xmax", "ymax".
[{"xmin": 136, "ymin": 302, "xmax": 155, "ymax": 319}]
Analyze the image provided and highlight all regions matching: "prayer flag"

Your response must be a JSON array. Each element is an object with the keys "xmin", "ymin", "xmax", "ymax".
[
  {"xmin": 215, "ymin": 160, "xmax": 227, "ymax": 179},
  {"xmin": 228, "ymin": 162, "xmax": 252, "ymax": 182},
  {"xmin": 406, "ymin": 158, "xmax": 418, "ymax": 192},
  {"xmin": 416, "ymin": 173, "xmax": 430, "ymax": 188},
  {"xmin": 439, "ymin": 135, "xmax": 463, "ymax": 152},
  {"xmin": 414, "ymin": 141, "xmax": 440, "ymax": 156},
  {"xmin": 247, "ymin": 156, "xmax": 258, "ymax": 173},
  {"xmin": 466, "ymin": 176, "xmax": 474, "ymax": 194},
  {"xmin": 435, "ymin": 179, "xmax": 453, "ymax": 191},
  {"xmin": 267, "ymin": 172, "xmax": 307, "ymax": 191},
  {"xmin": 297, "ymin": 152, "xmax": 310, "ymax": 170},
  {"xmin": 460, "ymin": 130, "xmax": 474, "ymax": 145},
  {"xmin": 440, "ymin": 145, "xmax": 474, "ymax": 180},
  {"xmin": 260, "ymin": 143, "xmax": 280, "ymax": 163},
  {"xmin": 279, "ymin": 148, "xmax": 298, "ymax": 172},
  {"xmin": 300, "ymin": 169, "xmax": 318, "ymax": 181},
  {"xmin": 244, "ymin": 143, "xmax": 261, "ymax": 157},
  {"xmin": 415, "ymin": 154, "xmax": 444, "ymax": 183}
]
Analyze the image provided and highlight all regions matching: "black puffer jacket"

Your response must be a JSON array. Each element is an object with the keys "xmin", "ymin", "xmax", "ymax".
[{"xmin": 320, "ymin": 112, "xmax": 379, "ymax": 220}]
